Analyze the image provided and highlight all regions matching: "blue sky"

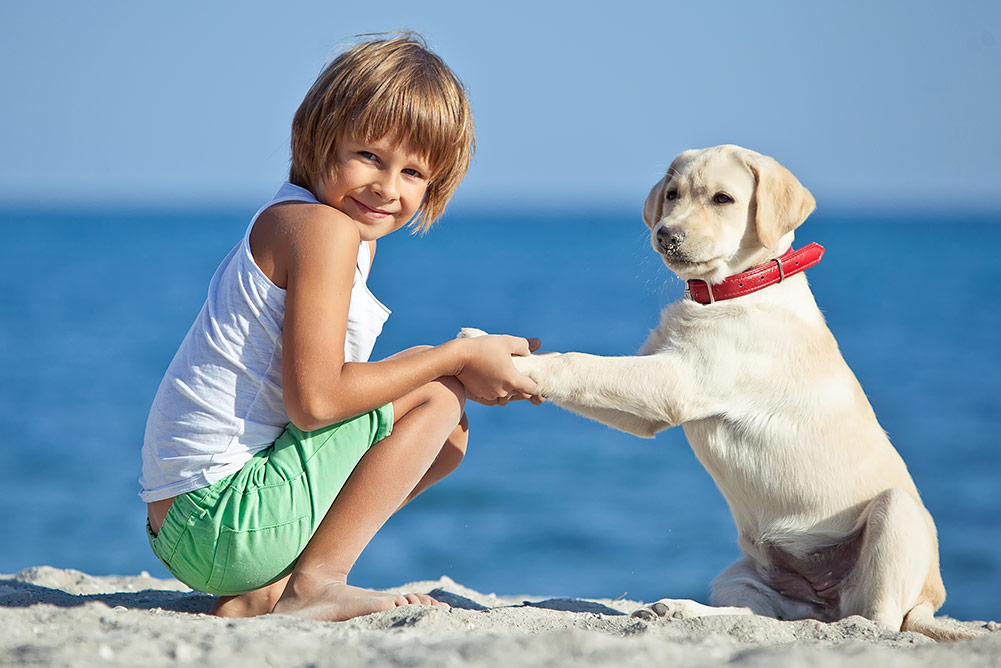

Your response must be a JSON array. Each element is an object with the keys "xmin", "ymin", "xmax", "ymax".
[{"xmin": 2, "ymin": 1, "xmax": 999, "ymax": 212}]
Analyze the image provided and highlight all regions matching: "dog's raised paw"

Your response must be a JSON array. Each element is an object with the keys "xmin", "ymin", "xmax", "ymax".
[{"xmin": 456, "ymin": 327, "xmax": 488, "ymax": 339}]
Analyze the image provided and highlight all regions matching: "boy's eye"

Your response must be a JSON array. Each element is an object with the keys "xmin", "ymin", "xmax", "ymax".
[
  {"xmin": 403, "ymin": 168, "xmax": 425, "ymax": 179},
  {"xmin": 358, "ymin": 151, "xmax": 378, "ymax": 161}
]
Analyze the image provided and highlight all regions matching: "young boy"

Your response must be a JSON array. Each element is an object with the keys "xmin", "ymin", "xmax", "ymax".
[{"xmin": 140, "ymin": 33, "xmax": 539, "ymax": 621}]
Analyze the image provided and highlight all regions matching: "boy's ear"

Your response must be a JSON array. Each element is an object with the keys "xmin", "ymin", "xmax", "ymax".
[
  {"xmin": 643, "ymin": 176, "xmax": 668, "ymax": 229},
  {"xmin": 742, "ymin": 153, "xmax": 816, "ymax": 249}
]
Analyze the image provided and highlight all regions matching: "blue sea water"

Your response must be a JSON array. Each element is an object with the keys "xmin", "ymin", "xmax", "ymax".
[{"xmin": 1, "ymin": 203, "xmax": 999, "ymax": 622}]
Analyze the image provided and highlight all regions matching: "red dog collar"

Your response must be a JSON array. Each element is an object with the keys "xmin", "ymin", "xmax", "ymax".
[{"xmin": 685, "ymin": 243, "xmax": 825, "ymax": 304}]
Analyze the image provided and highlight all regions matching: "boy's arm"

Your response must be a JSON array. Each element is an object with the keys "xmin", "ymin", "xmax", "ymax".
[{"xmin": 262, "ymin": 204, "xmax": 536, "ymax": 431}]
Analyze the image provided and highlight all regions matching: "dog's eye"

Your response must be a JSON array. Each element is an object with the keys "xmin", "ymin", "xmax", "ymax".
[
  {"xmin": 713, "ymin": 192, "xmax": 734, "ymax": 205},
  {"xmin": 666, "ymin": 189, "xmax": 678, "ymax": 201}
]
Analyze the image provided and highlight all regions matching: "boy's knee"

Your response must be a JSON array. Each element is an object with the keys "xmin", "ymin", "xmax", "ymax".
[
  {"xmin": 433, "ymin": 375, "xmax": 466, "ymax": 410},
  {"xmin": 414, "ymin": 376, "xmax": 465, "ymax": 424},
  {"xmin": 394, "ymin": 376, "xmax": 466, "ymax": 424}
]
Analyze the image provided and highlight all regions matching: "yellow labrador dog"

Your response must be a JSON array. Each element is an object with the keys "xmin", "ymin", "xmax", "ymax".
[{"xmin": 463, "ymin": 145, "xmax": 970, "ymax": 640}]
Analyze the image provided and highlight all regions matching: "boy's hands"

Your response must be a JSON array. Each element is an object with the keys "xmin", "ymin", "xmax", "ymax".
[{"xmin": 453, "ymin": 334, "xmax": 543, "ymax": 406}]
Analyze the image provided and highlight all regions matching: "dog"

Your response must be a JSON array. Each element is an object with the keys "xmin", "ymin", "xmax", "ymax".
[{"xmin": 462, "ymin": 145, "xmax": 975, "ymax": 640}]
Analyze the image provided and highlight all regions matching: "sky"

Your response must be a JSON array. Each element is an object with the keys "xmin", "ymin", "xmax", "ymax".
[{"xmin": 1, "ymin": 1, "xmax": 999, "ymax": 213}]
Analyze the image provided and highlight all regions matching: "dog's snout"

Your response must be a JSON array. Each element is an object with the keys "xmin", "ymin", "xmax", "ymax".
[{"xmin": 656, "ymin": 225, "xmax": 686, "ymax": 250}]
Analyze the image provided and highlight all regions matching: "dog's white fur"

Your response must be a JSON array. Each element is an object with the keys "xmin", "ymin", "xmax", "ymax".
[{"xmin": 463, "ymin": 145, "xmax": 971, "ymax": 640}]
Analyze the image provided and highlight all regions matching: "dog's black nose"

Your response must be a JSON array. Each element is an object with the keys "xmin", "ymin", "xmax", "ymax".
[{"xmin": 656, "ymin": 226, "xmax": 685, "ymax": 249}]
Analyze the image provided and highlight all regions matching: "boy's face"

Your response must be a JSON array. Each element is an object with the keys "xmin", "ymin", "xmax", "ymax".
[{"xmin": 316, "ymin": 135, "xmax": 431, "ymax": 241}]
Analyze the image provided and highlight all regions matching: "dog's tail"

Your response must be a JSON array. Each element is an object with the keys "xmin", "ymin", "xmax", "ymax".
[{"xmin": 902, "ymin": 602, "xmax": 980, "ymax": 641}]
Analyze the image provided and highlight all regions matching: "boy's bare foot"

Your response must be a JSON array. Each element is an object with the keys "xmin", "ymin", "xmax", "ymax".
[
  {"xmin": 210, "ymin": 576, "xmax": 290, "ymax": 617},
  {"xmin": 272, "ymin": 576, "xmax": 447, "ymax": 622}
]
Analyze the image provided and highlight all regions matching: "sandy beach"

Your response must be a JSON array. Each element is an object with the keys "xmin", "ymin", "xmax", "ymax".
[{"xmin": 1, "ymin": 566, "xmax": 997, "ymax": 667}]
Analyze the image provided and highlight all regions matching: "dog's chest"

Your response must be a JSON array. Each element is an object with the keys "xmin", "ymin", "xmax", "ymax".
[
  {"xmin": 679, "ymin": 413, "xmax": 846, "ymax": 515},
  {"xmin": 681, "ymin": 418, "xmax": 767, "ymax": 480}
]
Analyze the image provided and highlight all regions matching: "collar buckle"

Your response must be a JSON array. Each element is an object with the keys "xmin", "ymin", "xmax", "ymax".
[{"xmin": 773, "ymin": 256, "xmax": 786, "ymax": 282}]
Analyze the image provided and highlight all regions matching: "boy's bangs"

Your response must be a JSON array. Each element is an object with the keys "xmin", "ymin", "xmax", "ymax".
[
  {"xmin": 346, "ymin": 75, "xmax": 471, "ymax": 231},
  {"xmin": 351, "ymin": 83, "xmax": 463, "ymax": 184}
]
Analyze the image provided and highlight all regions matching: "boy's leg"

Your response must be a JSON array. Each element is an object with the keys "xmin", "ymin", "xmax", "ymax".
[
  {"xmin": 386, "ymin": 346, "xmax": 470, "ymax": 513},
  {"xmin": 399, "ymin": 412, "xmax": 468, "ymax": 510},
  {"xmin": 211, "ymin": 404, "xmax": 468, "ymax": 619},
  {"xmin": 271, "ymin": 376, "xmax": 466, "ymax": 621}
]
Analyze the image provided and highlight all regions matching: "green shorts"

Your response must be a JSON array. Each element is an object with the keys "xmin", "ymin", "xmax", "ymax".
[{"xmin": 146, "ymin": 403, "xmax": 393, "ymax": 596}]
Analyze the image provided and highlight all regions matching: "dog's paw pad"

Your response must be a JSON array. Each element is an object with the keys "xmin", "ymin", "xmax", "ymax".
[
  {"xmin": 632, "ymin": 599, "xmax": 699, "ymax": 621},
  {"xmin": 456, "ymin": 327, "xmax": 488, "ymax": 339}
]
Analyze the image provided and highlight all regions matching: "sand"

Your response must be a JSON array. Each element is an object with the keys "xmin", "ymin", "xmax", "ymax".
[{"xmin": 1, "ymin": 566, "xmax": 997, "ymax": 667}]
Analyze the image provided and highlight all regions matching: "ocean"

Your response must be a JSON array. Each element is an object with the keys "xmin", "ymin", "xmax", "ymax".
[{"xmin": 1, "ymin": 202, "xmax": 999, "ymax": 622}]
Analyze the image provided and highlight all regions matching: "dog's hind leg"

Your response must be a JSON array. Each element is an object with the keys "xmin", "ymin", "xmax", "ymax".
[
  {"xmin": 632, "ymin": 596, "xmax": 753, "ymax": 621},
  {"xmin": 839, "ymin": 488, "xmax": 942, "ymax": 632}
]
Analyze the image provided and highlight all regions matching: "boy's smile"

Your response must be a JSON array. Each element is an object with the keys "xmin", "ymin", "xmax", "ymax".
[{"xmin": 316, "ymin": 136, "xmax": 431, "ymax": 241}]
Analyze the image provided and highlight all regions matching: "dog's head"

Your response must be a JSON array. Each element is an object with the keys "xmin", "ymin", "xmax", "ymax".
[{"xmin": 642, "ymin": 145, "xmax": 816, "ymax": 282}]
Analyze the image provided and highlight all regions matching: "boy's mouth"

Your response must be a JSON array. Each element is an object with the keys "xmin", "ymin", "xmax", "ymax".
[{"xmin": 351, "ymin": 198, "xmax": 391, "ymax": 217}]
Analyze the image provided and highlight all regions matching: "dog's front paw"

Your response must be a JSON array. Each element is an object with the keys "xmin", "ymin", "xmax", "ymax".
[
  {"xmin": 457, "ymin": 328, "xmax": 552, "ymax": 389},
  {"xmin": 512, "ymin": 351, "xmax": 556, "ymax": 379},
  {"xmin": 456, "ymin": 327, "xmax": 489, "ymax": 339}
]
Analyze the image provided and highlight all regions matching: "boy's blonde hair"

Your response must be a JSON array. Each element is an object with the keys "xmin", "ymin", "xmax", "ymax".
[{"xmin": 290, "ymin": 33, "xmax": 475, "ymax": 230}]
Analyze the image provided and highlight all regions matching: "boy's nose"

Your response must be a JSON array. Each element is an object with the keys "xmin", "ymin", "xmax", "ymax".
[{"xmin": 372, "ymin": 173, "xmax": 399, "ymax": 200}]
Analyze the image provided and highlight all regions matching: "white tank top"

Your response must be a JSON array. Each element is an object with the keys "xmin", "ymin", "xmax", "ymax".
[{"xmin": 139, "ymin": 183, "xmax": 390, "ymax": 502}]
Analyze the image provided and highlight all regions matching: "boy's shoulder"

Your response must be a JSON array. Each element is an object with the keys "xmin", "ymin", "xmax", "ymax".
[
  {"xmin": 250, "ymin": 201, "xmax": 361, "ymax": 287},
  {"xmin": 257, "ymin": 200, "xmax": 360, "ymax": 246}
]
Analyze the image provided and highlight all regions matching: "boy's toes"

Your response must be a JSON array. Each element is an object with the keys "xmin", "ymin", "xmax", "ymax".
[{"xmin": 398, "ymin": 592, "xmax": 446, "ymax": 608}]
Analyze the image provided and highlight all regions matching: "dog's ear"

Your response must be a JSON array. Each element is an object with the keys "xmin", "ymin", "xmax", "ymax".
[
  {"xmin": 643, "ymin": 176, "xmax": 668, "ymax": 229},
  {"xmin": 744, "ymin": 153, "xmax": 816, "ymax": 249}
]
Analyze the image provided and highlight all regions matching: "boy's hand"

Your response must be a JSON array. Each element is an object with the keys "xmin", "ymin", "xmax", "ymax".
[{"xmin": 453, "ymin": 334, "xmax": 541, "ymax": 405}]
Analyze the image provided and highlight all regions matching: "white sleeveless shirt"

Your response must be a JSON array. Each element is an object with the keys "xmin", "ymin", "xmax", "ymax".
[{"xmin": 139, "ymin": 183, "xmax": 390, "ymax": 502}]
